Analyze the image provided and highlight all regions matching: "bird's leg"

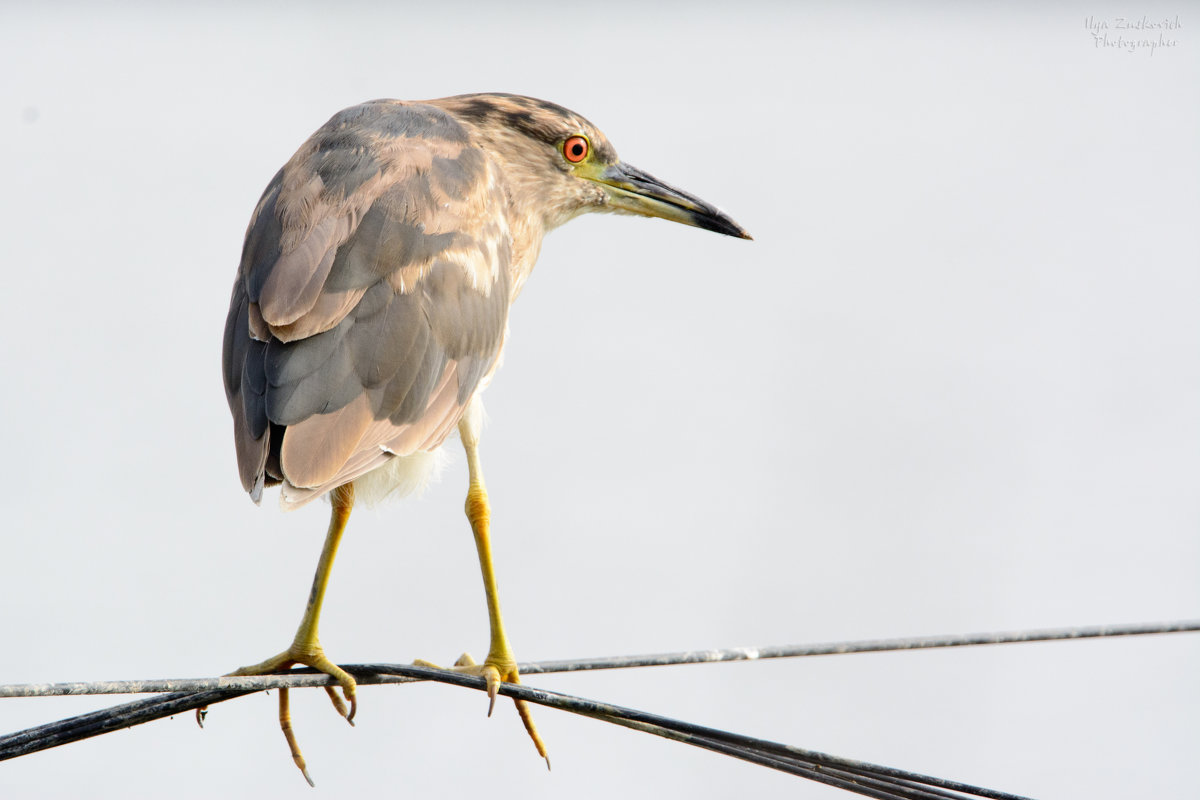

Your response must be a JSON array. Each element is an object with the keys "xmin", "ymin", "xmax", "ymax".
[
  {"xmin": 418, "ymin": 399, "xmax": 548, "ymax": 766},
  {"xmin": 227, "ymin": 483, "xmax": 358, "ymax": 786}
]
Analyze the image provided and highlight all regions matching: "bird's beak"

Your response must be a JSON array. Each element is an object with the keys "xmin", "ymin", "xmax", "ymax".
[{"xmin": 590, "ymin": 162, "xmax": 752, "ymax": 240}]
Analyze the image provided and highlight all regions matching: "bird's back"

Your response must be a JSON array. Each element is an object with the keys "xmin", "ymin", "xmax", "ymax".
[{"xmin": 222, "ymin": 100, "xmax": 514, "ymax": 508}]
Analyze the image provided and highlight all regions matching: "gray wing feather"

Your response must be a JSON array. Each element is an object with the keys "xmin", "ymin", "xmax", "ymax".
[{"xmin": 222, "ymin": 100, "xmax": 511, "ymax": 502}]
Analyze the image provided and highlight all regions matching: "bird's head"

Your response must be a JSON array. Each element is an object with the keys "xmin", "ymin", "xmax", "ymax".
[{"xmin": 435, "ymin": 93, "xmax": 751, "ymax": 240}]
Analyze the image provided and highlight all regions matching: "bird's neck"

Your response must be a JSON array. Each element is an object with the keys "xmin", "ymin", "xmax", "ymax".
[{"xmin": 506, "ymin": 212, "xmax": 545, "ymax": 302}]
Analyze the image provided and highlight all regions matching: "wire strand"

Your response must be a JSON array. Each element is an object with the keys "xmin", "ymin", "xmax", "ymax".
[
  {"xmin": 2, "ymin": 618, "xmax": 1195, "ymax": 699},
  {"xmin": 1, "ymin": 663, "xmax": 1034, "ymax": 800},
  {"xmin": 520, "ymin": 618, "xmax": 1200, "ymax": 674}
]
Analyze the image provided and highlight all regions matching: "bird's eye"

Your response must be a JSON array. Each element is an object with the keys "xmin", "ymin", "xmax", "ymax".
[{"xmin": 563, "ymin": 135, "xmax": 589, "ymax": 163}]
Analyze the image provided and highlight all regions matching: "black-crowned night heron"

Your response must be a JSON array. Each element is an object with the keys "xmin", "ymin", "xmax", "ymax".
[{"xmin": 221, "ymin": 93, "xmax": 749, "ymax": 782}]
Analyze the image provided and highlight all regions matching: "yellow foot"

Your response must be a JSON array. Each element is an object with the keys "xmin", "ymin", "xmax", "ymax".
[
  {"xmin": 415, "ymin": 652, "xmax": 550, "ymax": 769},
  {"xmin": 226, "ymin": 647, "xmax": 357, "ymax": 786}
]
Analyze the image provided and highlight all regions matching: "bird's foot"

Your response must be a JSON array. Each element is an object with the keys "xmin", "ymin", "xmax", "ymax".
[
  {"xmin": 210, "ymin": 645, "xmax": 357, "ymax": 786},
  {"xmin": 233, "ymin": 645, "xmax": 358, "ymax": 723},
  {"xmin": 414, "ymin": 651, "xmax": 549, "ymax": 769}
]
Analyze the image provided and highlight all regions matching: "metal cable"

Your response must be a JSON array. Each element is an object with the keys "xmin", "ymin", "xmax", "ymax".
[{"xmin": 3, "ymin": 618, "xmax": 1195, "ymax": 699}]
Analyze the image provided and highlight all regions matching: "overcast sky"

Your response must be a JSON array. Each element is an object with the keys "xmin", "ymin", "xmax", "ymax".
[{"xmin": 1, "ymin": 2, "xmax": 1197, "ymax": 798}]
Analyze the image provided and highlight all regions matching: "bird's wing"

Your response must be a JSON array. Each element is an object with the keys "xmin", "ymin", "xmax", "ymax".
[{"xmin": 222, "ymin": 101, "xmax": 511, "ymax": 504}]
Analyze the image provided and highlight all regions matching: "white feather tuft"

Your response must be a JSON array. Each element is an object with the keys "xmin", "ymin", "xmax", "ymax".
[{"xmin": 351, "ymin": 448, "xmax": 451, "ymax": 508}]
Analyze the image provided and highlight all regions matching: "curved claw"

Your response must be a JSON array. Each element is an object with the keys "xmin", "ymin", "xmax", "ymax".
[
  {"xmin": 280, "ymin": 687, "xmax": 316, "ymax": 787},
  {"xmin": 422, "ymin": 652, "xmax": 548, "ymax": 763},
  {"xmin": 229, "ymin": 646, "xmax": 358, "ymax": 785},
  {"xmin": 515, "ymin": 695, "xmax": 551, "ymax": 770},
  {"xmin": 481, "ymin": 665, "xmax": 501, "ymax": 717},
  {"xmin": 304, "ymin": 653, "xmax": 357, "ymax": 725},
  {"xmin": 324, "ymin": 686, "xmax": 357, "ymax": 726}
]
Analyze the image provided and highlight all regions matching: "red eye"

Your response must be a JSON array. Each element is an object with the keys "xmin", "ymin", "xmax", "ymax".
[{"xmin": 563, "ymin": 135, "xmax": 589, "ymax": 163}]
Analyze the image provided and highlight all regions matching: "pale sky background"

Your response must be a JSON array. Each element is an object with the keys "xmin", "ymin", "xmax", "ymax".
[{"xmin": 1, "ymin": 2, "xmax": 1197, "ymax": 798}]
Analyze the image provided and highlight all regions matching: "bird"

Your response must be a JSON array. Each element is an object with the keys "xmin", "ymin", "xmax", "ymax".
[{"xmin": 220, "ymin": 93, "xmax": 750, "ymax": 783}]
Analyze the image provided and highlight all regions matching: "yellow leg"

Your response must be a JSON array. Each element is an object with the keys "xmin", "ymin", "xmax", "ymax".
[
  {"xmin": 230, "ymin": 483, "xmax": 359, "ymax": 786},
  {"xmin": 441, "ymin": 398, "xmax": 548, "ymax": 766}
]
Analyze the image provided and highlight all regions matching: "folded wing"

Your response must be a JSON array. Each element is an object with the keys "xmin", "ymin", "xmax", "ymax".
[{"xmin": 222, "ymin": 100, "xmax": 511, "ymax": 506}]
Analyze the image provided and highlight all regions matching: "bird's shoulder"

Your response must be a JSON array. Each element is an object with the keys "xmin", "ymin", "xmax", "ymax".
[{"xmin": 238, "ymin": 100, "xmax": 511, "ymax": 343}]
